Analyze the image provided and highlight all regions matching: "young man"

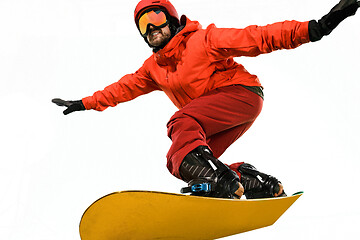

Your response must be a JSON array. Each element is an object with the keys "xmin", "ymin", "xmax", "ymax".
[{"xmin": 53, "ymin": 0, "xmax": 359, "ymax": 199}]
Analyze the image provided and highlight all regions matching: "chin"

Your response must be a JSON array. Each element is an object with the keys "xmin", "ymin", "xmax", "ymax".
[
  {"xmin": 150, "ymin": 39, "xmax": 165, "ymax": 47},
  {"xmin": 150, "ymin": 41, "xmax": 160, "ymax": 47}
]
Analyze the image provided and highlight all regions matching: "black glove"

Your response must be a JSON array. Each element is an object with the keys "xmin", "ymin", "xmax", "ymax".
[
  {"xmin": 309, "ymin": 0, "xmax": 360, "ymax": 42},
  {"xmin": 52, "ymin": 98, "xmax": 86, "ymax": 115}
]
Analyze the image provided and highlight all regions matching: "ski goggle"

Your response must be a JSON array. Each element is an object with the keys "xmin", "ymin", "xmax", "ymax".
[{"xmin": 138, "ymin": 9, "xmax": 168, "ymax": 37}]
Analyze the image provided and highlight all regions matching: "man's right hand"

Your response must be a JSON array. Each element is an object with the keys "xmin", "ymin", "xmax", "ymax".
[{"xmin": 52, "ymin": 98, "xmax": 86, "ymax": 115}]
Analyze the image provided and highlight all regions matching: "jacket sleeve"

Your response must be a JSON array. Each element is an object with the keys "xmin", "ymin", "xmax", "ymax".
[
  {"xmin": 82, "ymin": 61, "xmax": 161, "ymax": 111},
  {"xmin": 205, "ymin": 20, "xmax": 310, "ymax": 61}
]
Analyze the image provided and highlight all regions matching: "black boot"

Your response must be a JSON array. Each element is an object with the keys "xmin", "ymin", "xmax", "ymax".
[
  {"xmin": 237, "ymin": 163, "xmax": 286, "ymax": 199},
  {"xmin": 179, "ymin": 146, "xmax": 241, "ymax": 199}
]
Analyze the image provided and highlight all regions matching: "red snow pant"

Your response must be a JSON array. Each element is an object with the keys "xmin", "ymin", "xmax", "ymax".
[{"xmin": 166, "ymin": 85, "xmax": 263, "ymax": 179}]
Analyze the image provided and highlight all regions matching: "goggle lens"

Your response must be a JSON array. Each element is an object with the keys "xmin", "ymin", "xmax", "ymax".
[{"xmin": 138, "ymin": 10, "xmax": 167, "ymax": 36}]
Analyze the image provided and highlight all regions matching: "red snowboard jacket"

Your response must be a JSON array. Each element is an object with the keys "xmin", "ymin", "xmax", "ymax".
[{"xmin": 82, "ymin": 16, "xmax": 310, "ymax": 110}]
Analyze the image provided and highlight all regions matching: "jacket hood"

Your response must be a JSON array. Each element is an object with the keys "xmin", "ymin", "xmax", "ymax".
[{"xmin": 160, "ymin": 16, "xmax": 201, "ymax": 50}]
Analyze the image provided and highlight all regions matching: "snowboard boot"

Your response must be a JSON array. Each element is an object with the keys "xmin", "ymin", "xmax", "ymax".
[
  {"xmin": 230, "ymin": 163, "xmax": 286, "ymax": 199},
  {"xmin": 179, "ymin": 146, "xmax": 243, "ymax": 199}
]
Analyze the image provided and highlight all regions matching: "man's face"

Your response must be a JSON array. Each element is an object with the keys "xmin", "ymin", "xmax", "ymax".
[{"xmin": 146, "ymin": 25, "xmax": 171, "ymax": 47}]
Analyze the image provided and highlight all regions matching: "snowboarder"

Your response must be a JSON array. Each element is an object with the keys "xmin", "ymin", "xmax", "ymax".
[{"xmin": 53, "ymin": 0, "xmax": 359, "ymax": 199}]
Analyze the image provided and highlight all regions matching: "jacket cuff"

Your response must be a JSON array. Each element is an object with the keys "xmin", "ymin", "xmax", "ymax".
[{"xmin": 82, "ymin": 96, "xmax": 94, "ymax": 110}]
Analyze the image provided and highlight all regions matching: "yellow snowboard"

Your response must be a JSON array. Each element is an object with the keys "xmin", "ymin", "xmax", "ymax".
[{"xmin": 79, "ymin": 191, "xmax": 303, "ymax": 240}]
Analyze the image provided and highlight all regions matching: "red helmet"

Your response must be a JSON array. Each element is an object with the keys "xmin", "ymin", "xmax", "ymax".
[{"xmin": 134, "ymin": 0, "xmax": 179, "ymax": 26}]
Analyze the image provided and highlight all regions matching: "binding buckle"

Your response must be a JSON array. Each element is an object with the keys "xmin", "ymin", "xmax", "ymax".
[
  {"xmin": 191, "ymin": 183, "xmax": 211, "ymax": 193},
  {"xmin": 180, "ymin": 182, "xmax": 212, "ymax": 194}
]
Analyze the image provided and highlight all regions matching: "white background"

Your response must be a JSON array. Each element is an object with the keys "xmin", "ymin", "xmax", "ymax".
[{"xmin": 1, "ymin": 0, "xmax": 359, "ymax": 239}]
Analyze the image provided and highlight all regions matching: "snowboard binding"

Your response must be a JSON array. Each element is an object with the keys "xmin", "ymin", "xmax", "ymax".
[
  {"xmin": 180, "ymin": 146, "xmax": 241, "ymax": 199},
  {"xmin": 237, "ymin": 163, "xmax": 286, "ymax": 199}
]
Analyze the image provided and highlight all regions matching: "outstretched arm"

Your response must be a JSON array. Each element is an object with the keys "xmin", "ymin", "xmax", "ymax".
[
  {"xmin": 205, "ymin": 20, "xmax": 310, "ymax": 59},
  {"xmin": 81, "ymin": 70, "xmax": 160, "ymax": 112},
  {"xmin": 206, "ymin": 0, "xmax": 359, "ymax": 60},
  {"xmin": 52, "ymin": 59, "xmax": 160, "ymax": 115}
]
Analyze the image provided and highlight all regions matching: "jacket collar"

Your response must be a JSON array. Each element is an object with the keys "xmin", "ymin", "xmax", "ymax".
[{"xmin": 154, "ymin": 16, "xmax": 201, "ymax": 63}]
